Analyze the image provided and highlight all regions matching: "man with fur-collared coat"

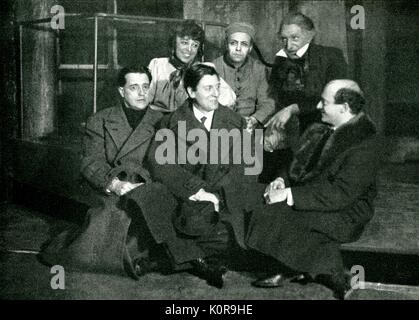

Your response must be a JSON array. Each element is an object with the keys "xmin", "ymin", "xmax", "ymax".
[{"xmin": 247, "ymin": 80, "xmax": 383, "ymax": 298}]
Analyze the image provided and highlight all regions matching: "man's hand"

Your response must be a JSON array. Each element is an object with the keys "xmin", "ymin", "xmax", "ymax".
[
  {"xmin": 245, "ymin": 116, "xmax": 259, "ymax": 132},
  {"xmin": 264, "ymin": 103, "xmax": 299, "ymax": 130},
  {"xmin": 264, "ymin": 188, "xmax": 288, "ymax": 205},
  {"xmin": 189, "ymin": 188, "xmax": 220, "ymax": 212},
  {"xmin": 264, "ymin": 177, "xmax": 286, "ymax": 194},
  {"xmin": 107, "ymin": 177, "xmax": 143, "ymax": 196}
]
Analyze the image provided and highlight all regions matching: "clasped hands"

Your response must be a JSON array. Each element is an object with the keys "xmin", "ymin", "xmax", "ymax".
[
  {"xmin": 264, "ymin": 177, "xmax": 289, "ymax": 205},
  {"xmin": 189, "ymin": 188, "xmax": 220, "ymax": 212}
]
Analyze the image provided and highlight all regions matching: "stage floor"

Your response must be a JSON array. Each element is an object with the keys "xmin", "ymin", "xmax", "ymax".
[{"xmin": 1, "ymin": 163, "xmax": 418, "ymax": 299}]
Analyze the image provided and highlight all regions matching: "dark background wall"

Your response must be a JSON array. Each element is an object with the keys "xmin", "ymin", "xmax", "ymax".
[{"xmin": 384, "ymin": 1, "xmax": 419, "ymax": 137}]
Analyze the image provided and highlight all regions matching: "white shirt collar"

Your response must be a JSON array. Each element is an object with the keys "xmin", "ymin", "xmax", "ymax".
[
  {"xmin": 276, "ymin": 43, "xmax": 310, "ymax": 58},
  {"xmin": 193, "ymin": 105, "xmax": 214, "ymax": 131}
]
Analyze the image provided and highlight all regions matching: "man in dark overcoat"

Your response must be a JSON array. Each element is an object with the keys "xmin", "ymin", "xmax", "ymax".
[
  {"xmin": 127, "ymin": 63, "xmax": 261, "ymax": 288},
  {"xmin": 261, "ymin": 11, "xmax": 348, "ymax": 182},
  {"xmin": 247, "ymin": 80, "xmax": 383, "ymax": 299},
  {"xmin": 39, "ymin": 65, "xmax": 174, "ymax": 279}
]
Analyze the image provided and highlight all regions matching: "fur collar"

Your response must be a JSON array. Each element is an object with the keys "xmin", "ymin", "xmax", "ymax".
[{"xmin": 289, "ymin": 112, "xmax": 377, "ymax": 183}]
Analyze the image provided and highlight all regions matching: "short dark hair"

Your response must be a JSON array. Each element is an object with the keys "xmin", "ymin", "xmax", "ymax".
[
  {"xmin": 334, "ymin": 88, "xmax": 365, "ymax": 114},
  {"xmin": 183, "ymin": 64, "xmax": 219, "ymax": 92},
  {"xmin": 169, "ymin": 20, "xmax": 205, "ymax": 59},
  {"xmin": 279, "ymin": 11, "xmax": 315, "ymax": 32},
  {"xmin": 117, "ymin": 65, "xmax": 152, "ymax": 87}
]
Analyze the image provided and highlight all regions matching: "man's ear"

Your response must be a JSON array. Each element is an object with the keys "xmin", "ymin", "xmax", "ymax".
[
  {"xmin": 118, "ymin": 87, "xmax": 124, "ymax": 98},
  {"xmin": 341, "ymin": 102, "xmax": 350, "ymax": 113},
  {"xmin": 186, "ymin": 87, "xmax": 195, "ymax": 99}
]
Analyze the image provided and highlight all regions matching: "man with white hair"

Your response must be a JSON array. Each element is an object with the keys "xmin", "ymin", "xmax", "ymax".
[
  {"xmin": 247, "ymin": 80, "xmax": 383, "ymax": 299},
  {"xmin": 266, "ymin": 12, "xmax": 348, "ymax": 132}
]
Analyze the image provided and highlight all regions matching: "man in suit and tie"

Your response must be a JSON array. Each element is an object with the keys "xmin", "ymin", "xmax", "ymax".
[
  {"xmin": 127, "ymin": 63, "xmax": 259, "ymax": 288},
  {"xmin": 40, "ymin": 65, "xmax": 174, "ymax": 279}
]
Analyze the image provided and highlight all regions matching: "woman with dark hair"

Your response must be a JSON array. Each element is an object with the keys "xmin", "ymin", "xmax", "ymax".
[{"xmin": 147, "ymin": 20, "xmax": 236, "ymax": 112}]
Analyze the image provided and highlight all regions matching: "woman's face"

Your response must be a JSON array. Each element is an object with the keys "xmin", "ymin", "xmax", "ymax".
[{"xmin": 175, "ymin": 35, "xmax": 200, "ymax": 64}]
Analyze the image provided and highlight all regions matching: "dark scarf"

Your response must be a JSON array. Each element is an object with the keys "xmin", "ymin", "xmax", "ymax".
[
  {"xmin": 169, "ymin": 54, "xmax": 195, "ymax": 89},
  {"xmin": 289, "ymin": 112, "xmax": 377, "ymax": 184},
  {"xmin": 123, "ymin": 105, "xmax": 146, "ymax": 129}
]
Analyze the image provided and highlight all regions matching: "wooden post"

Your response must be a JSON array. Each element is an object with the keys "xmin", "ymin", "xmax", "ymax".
[
  {"xmin": 18, "ymin": 0, "xmax": 56, "ymax": 140},
  {"xmin": 359, "ymin": 0, "xmax": 386, "ymax": 133}
]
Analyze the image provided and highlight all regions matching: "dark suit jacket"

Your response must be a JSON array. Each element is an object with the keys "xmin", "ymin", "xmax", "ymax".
[
  {"xmin": 247, "ymin": 113, "xmax": 383, "ymax": 275},
  {"xmin": 146, "ymin": 99, "xmax": 257, "ymax": 249},
  {"xmin": 270, "ymin": 44, "xmax": 347, "ymax": 129}
]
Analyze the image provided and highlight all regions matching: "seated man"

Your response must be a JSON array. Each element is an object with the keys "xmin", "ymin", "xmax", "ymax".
[
  {"xmin": 246, "ymin": 80, "xmax": 383, "ymax": 299},
  {"xmin": 212, "ymin": 22, "xmax": 275, "ymax": 131},
  {"xmin": 261, "ymin": 12, "xmax": 348, "ymax": 182},
  {"xmin": 40, "ymin": 65, "xmax": 171, "ymax": 278},
  {"xmin": 127, "ymin": 63, "xmax": 260, "ymax": 288}
]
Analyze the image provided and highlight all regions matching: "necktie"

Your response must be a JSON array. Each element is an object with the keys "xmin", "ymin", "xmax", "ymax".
[{"xmin": 200, "ymin": 116, "xmax": 207, "ymax": 131}]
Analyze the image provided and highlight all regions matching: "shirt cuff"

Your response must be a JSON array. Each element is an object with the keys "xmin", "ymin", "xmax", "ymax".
[{"xmin": 286, "ymin": 188, "xmax": 294, "ymax": 206}]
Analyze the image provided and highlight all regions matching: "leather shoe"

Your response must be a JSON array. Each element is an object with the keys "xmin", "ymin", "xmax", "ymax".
[
  {"xmin": 315, "ymin": 271, "xmax": 352, "ymax": 300},
  {"xmin": 252, "ymin": 274, "xmax": 286, "ymax": 288},
  {"xmin": 192, "ymin": 257, "xmax": 228, "ymax": 289},
  {"xmin": 252, "ymin": 272, "xmax": 310, "ymax": 288}
]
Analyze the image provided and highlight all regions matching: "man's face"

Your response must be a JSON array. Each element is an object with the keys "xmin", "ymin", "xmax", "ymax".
[
  {"xmin": 317, "ymin": 83, "xmax": 344, "ymax": 127},
  {"xmin": 280, "ymin": 24, "xmax": 314, "ymax": 56},
  {"xmin": 175, "ymin": 36, "xmax": 200, "ymax": 64},
  {"xmin": 118, "ymin": 72, "xmax": 150, "ymax": 110},
  {"xmin": 227, "ymin": 32, "xmax": 252, "ymax": 66},
  {"xmin": 187, "ymin": 74, "xmax": 220, "ymax": 112}
]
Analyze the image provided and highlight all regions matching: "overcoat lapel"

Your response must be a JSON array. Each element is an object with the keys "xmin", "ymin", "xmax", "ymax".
[
  {"xmin": 116, "ymin": 108, "xmax": 160, "ymax": 160},
  {"xmin": 104, "ymin": 105, "xmax": 132, "ymax": 152}
]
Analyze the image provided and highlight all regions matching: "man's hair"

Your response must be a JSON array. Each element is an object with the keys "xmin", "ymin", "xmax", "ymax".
[
  {"xmin": 117, "ymin": 65, "xmax": 152, "ymax": 87},
  {"xmin": 183, "ymin": 64, "xmax": 219, "ymax": 92},
  {"xmin": 169, "ymin": 20, "xmax": 205, "ymax": 57},
  {"xmin": 334, "ymin": 88, "xmax": 365, "ymax": 114},
  {"xmin": 279, "ymin": 11, "xmax": 315, "ymax": 32}
]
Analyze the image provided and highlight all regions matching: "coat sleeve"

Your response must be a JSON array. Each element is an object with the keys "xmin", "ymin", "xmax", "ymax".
[
  {"xmin": 80, "ymin": 114, "xmax": 115, "ymax": 193},
  {"xmin": 291, "ymin": 140, "xmax": 381, "ymax": 212},
  {"xmin": 252, "ymin": 66, "xmax": 276, "ymax": 124}
]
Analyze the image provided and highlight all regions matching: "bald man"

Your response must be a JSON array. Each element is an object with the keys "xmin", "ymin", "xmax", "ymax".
[{"xmin": 246, "ymin": 80, "xmax": 383, "ymax": 299}]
